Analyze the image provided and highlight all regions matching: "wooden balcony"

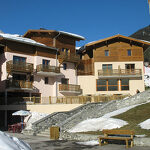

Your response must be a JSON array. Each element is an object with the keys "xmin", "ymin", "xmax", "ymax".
[
  {"xmin": 6, "ymin": 80, "xmax": 33, "ymax": 90},
  {"xmin": 6, "ymin": 61, "xmax": 33, "ymax": 73},
  {"xmin": 59, "ymin": 84, "xmax": 82, "ymax": 96},
  {"xmin": 58, "ymin": 52, "xmax": 80, "ymax": 63},
  {"xmin": 98, "ymin": 69, "xmax": 142, "ymax": 78},
  {"xmin": 36, "ymin": 64, "xmax": 62, "ymax": 77}
]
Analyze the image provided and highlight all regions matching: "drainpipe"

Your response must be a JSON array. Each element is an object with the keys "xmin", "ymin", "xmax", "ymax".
[
  {"xmin": 56, "ymin": 49, "xmax": 59, "ymax": 97},
  {"xmin": 53, "ymin": 31, "xmax": 61, "ymax": 97}
]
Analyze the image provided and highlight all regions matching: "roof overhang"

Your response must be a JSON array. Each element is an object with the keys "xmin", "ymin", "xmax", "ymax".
[
  {"xmin": 24, "ymin": 29, "xmax": 85, "ymax": 41},
  {"xmin": 86, "ymin": 34, "xmax": 150, "ymax": 50}
]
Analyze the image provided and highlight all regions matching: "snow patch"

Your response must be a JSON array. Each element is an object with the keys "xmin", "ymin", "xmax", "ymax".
[
  {"xmin": 139, "ymin": 119, "xmax": 150, "ymax": 130},
  {"xmin": 68, "ymin": 101, "xmax": 150, "ymax": 133},
  {"xmin": 77, "ymin": 140, "xmax": 99, "ymax": 146},
  {"xmin": 68, "ymin": 117, "xmax": 128, "ymax": 133},
  {"xmin": 0, "ymin": 131, "xmax": 31, "ymax": 150},
  {"xmin": 25, "ymin": 112, "xmax": 48, "ymax": 130},
  {"xmin": 144, "ymin": 66, "xmax": 150, "ymax": 87}
]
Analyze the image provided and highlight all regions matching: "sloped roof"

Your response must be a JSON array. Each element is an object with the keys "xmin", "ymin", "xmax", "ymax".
[
  {"xmin": 24, "ymin": 29, "xmax": 85, "ymax": 41},
  {"xmin": 86, "ymin": 34, "xmax": 150, "ymax": 47},
  {"xmin": 0, "ymin": 33, "xmax": 57, "ymax": 51}
]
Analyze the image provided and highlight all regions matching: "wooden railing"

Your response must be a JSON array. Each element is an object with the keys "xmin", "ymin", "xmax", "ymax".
[
  {"xmin": 58, "ymin": 51, "xmax": 80, "ymax": 63},
  {"xmin": 59, "ymin": 84, "xmax": 81, "ymax": 92},
  {"xmin": 6, "ymin": 61, "xmax": 33, "ymax": 73},
  {"xmin": 36, "ymin": 64, "xmax": 60, "ymax": 73},
  {"xmin": 5, "ymin": 94, "xmax": 130, "ymax": 105},
  {"xmin": 6, "ymin": 80, "xmax": 33, "ymax": 89},
  {"xmin": 98, "ymin": 69, "xmax": 142, "ymax": 77}
]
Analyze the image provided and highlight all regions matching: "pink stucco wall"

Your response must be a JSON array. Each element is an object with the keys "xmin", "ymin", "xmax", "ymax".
[{"xmin": 0, "ymin": 52, "xmax": 78, "ymax": 97}]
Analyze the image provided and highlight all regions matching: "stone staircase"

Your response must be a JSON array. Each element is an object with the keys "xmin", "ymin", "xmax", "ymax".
[{"xmin": 23, "ymin": 90, "xmax": 150, "ymax": 139}]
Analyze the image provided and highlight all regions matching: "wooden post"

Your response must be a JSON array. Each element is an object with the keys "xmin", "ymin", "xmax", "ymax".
[{"xmin": 33, "ymin": 96, "xmax": 35, "ymax": 104}]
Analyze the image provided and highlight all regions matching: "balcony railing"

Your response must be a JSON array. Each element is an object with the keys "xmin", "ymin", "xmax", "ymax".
[
  {"xmin": 6, "ymin": 61, "xmax": 33, "ymax": 73},
  {"xmin": 6, "ymin": 80, "xmax": 33, "ymax": 89},
  {"xmin": 58, "ymin": 51, "xmax": 80, "ymax": 63},
  {"xmin": 36, "ymin": 64, "xmax": 60, "ymax": 73},
  {"xmin": 98, "ymin": 69, "xmax": 142, "ymax": 77},
  {"xmin": 59, "ymin": 84, "xmax": 81, "ymax": 93}
]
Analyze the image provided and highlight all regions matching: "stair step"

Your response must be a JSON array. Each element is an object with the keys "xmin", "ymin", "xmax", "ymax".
[{"xmin": 36, "ymin": 133, "xmax": 50, "ymax": 137}]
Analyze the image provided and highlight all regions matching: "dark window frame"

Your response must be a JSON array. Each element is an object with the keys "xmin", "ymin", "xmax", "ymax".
[
  {"xmin": 63, "ymin": 63, "xmax": 67, "ymax": 70},
  {"xmin": 45, "ymin": 77, "xmax": 49, "ymax": 84},
  {"xmin": 61, "ymin": 78, "xmax": 69, "ymax": 84}
]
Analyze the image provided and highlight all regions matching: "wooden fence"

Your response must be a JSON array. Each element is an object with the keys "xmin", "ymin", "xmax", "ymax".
[{"xmin": 4, "ymin": 94, "xmax": 130, "ymax": 105}]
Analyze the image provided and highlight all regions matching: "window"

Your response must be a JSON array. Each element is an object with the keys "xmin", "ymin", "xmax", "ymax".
[
  {"xmin": 97, "ymin": 79, "xmax": 107, "ymax": 91},
  {"xmin": 97, "ymin": 79, "xmax": 118, "ymax": 91},
  {"xmin": 121, "ymin": 79, "xmax": 129, "ymax": 90},
  {"xmin": 127, "ymin": 49, "xmax": 131, "ymax": 56},
  {"xmin": 61, "ymin": 78, "xmax": 69, "ymax": 84},
  {"xmin": 108, "ymin": 79, "xmax": 118, "ymax": 91},
  {"xmin": 63, "ymin": 63, "xmax": 67, "ymax": 70},
  {"xmin": 102, "ymin": 64, "xmax": 112, "ymax": 70},
  {"xmin": 105, "ymin": 50, "xmax": 109, "ymax": 56},
  {"xmin": 102, "ymin": 64, "xmax": 112, "ymax": 75},
  {"xmin": 45, "ymin": 77, "xmax": 48, "ymax": 84},
  {"xmin": 61, "ymin": 48, "xmax": 65, "ymax": 52},
  {"xmin": 42, "ymin": 59, "xmax": 50, "ymax": 66},
  {"xmin": 13, "ymin": 56, "xmax": 26, "ymax": 64},
  {"xmin": 125, "ymin": 64, "xmax": 135, "ymax": 70},
  {"xmin": 13, "ymin": 73, "xmax": 26, "ymax": 81}
]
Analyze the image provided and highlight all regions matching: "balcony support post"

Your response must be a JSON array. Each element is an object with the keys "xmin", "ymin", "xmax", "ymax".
[
  {"xmin": 5, "ymin": 90, "xmax": 7, "ymax": 105},
  {"xmin": 4, "ymin": 110, "xmax": 7, "ymax": 130}
]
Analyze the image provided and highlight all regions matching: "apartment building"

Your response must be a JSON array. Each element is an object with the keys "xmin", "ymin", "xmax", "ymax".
[
  {"xmin": 0, "ymin": 30, "xmax": 85, "ymax": 105},
  {"xmin": 77, "ymin": 34, "xmax": 150, "ymax": 96}
]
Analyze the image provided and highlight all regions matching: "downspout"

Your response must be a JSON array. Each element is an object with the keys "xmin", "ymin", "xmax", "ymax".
[{"xmin": 53, "ymin": 32, "xmax": 61, "ymax": 97}]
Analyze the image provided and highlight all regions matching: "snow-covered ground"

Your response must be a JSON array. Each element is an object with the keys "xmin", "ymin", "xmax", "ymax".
[
  {"xmin": 68, "ymin": 104, "xmax": 139, "ymax": 133},
  {"xmin": 24, "ymin": 112, "xmax": 48, "ymax": 130},
  {"xmin": 68, "ymin": 101, "xmax": 150, "ymax": 133},
  {"xmin": 0, "ymin": 131, "xmax": 31, "ymax": 150}
]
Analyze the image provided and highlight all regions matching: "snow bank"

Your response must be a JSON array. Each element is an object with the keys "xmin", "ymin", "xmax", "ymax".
[
  {"xmin": 0, "ymin": 131, "xmax": 31, "ymax": 150},
  {"xmin": 25, "ymin": 112, "xmax": 48, "ymax": 130},
  {"xmin": 139, "ymin": 119, "xmax": 150, "ymax": 130}
]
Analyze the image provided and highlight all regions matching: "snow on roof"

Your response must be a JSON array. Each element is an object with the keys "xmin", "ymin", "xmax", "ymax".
[
  {"xmin": 0, "ymin": 33, "xmax": 56, "ymax": 50},
  {"xmin": 76, "ymin": 47, "xmax": 81, "ymax": 50},
  {"xmin": 0, "ymin": 131, "xmax": 31, "ymax": 150},
  {"xmin": 59, "ymin": 31, "xmax": 85, "ymax": 40}
]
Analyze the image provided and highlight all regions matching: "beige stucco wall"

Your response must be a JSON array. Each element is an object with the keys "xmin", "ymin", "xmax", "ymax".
[
  {"xmin": 78, "ymin": 61, "xmax": 145, "ymax": 96},
  {"xmin": 0, "ymin": 104, "xmax": 82, "ymax": 114}
]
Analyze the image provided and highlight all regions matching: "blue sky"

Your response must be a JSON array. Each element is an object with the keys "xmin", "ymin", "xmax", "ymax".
[{"xmin": 0, "ymin": 0, "xmax": 150, "ymax": 47}]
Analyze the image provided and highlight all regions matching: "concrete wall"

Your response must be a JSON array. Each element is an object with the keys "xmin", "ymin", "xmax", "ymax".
[
  {"xmin": 0, "ymin": 104, "xmax": 82, "ymax": 114},
  {"xmin": 78, "ymin": 61, "xmax": 145, "ymax": 96}
]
